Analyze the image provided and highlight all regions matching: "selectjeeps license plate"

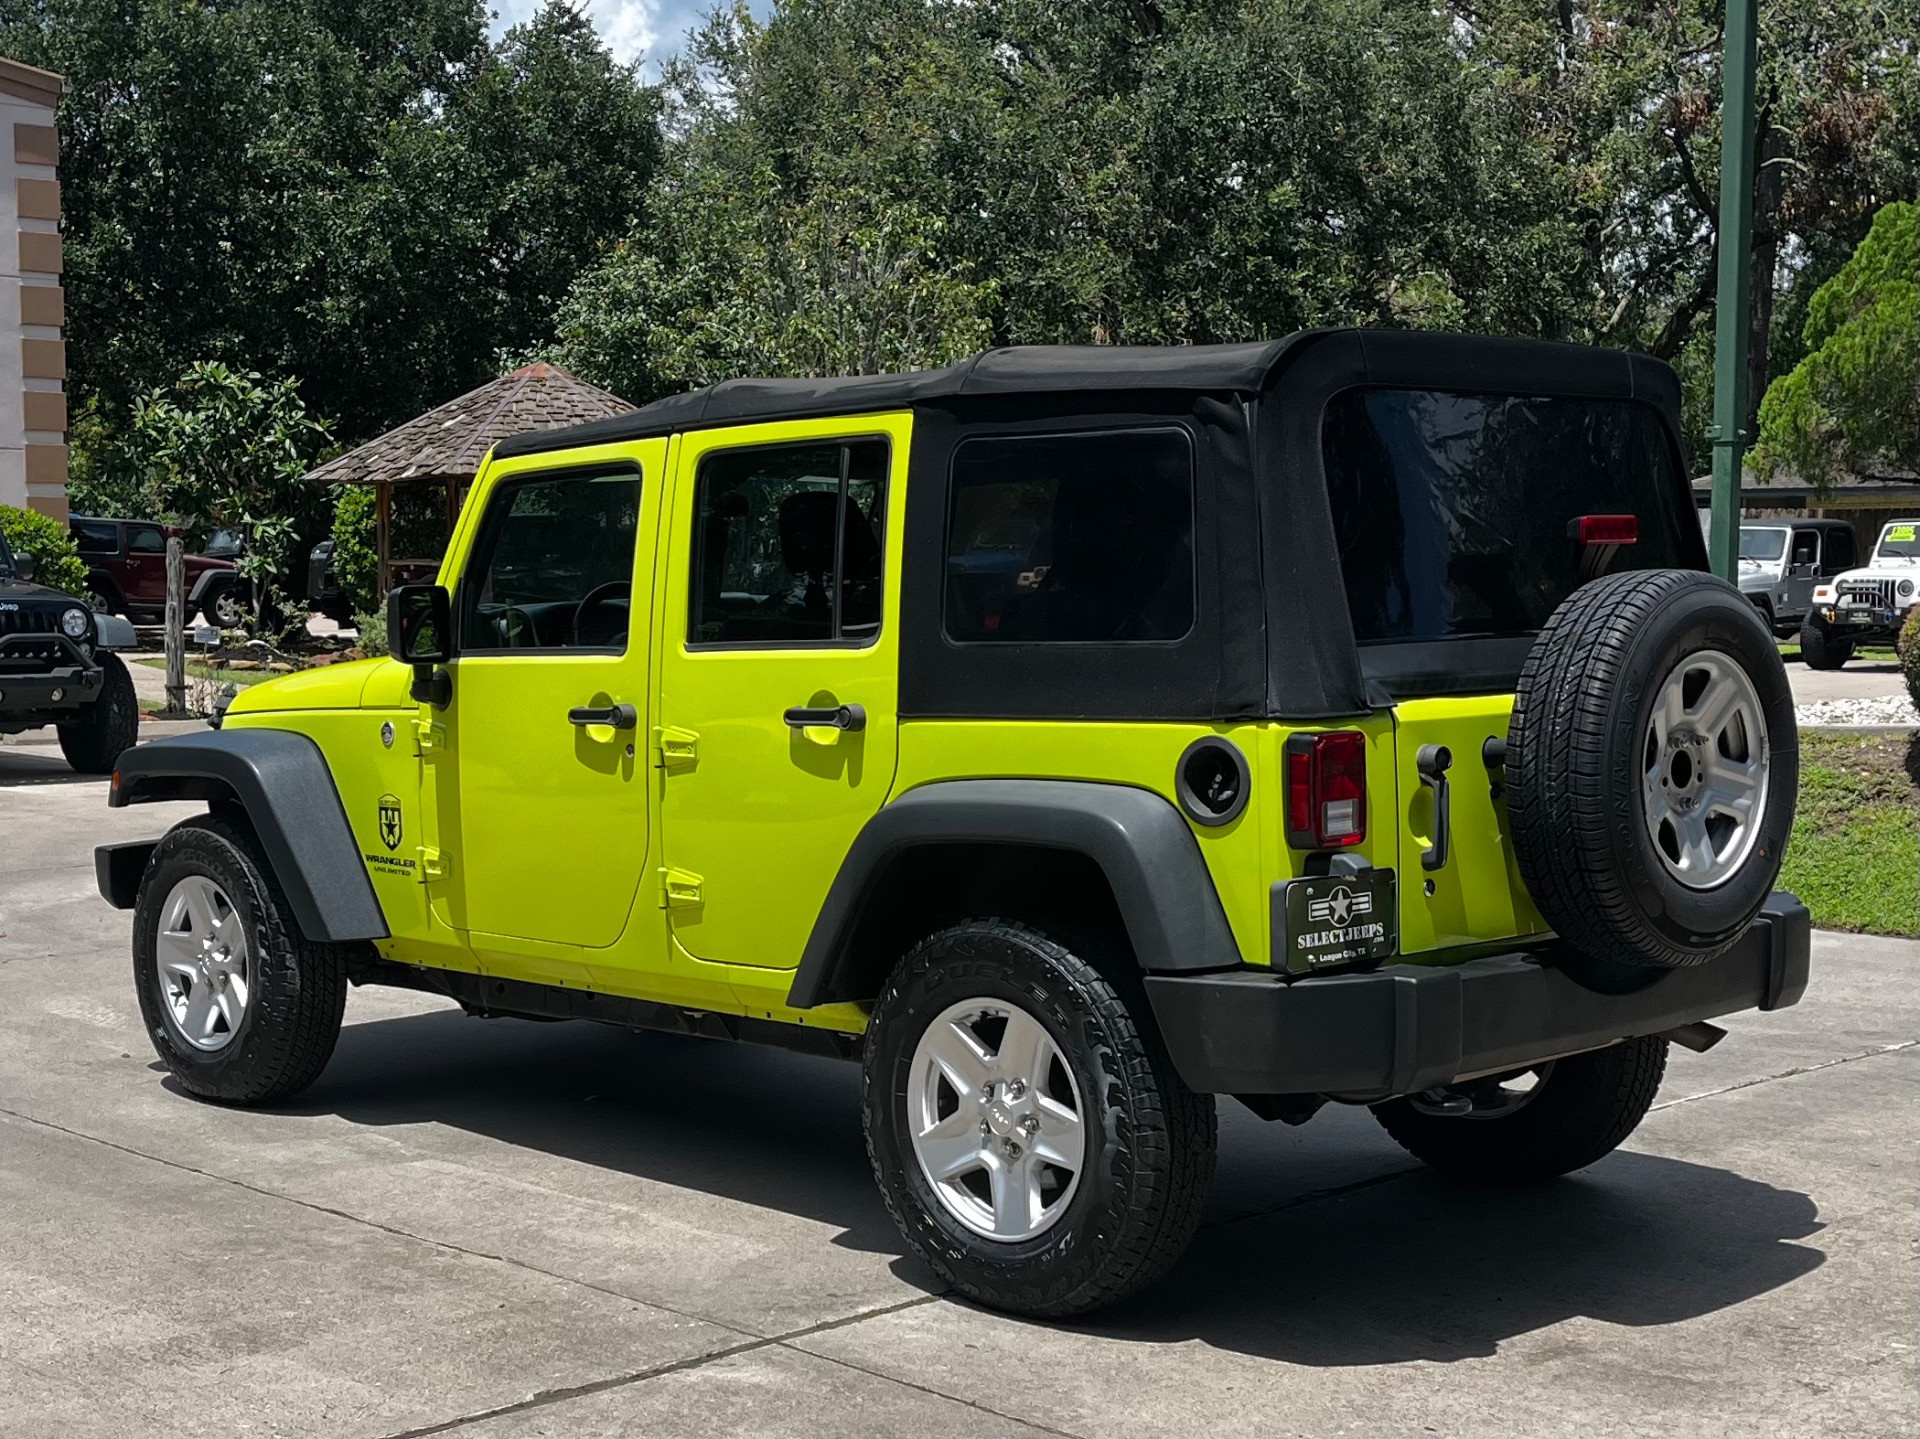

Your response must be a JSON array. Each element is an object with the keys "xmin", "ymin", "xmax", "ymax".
[{"xmin": 1276, "ymin": 869, "xmax": 1399, "ymax": 974}]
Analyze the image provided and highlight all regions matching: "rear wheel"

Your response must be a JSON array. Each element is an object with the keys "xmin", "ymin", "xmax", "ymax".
[
  {"xmin": 56, "ymin": 653, "xmax": 137, "ymax": 774},
  {"xmin": 1798, "ymin": 618, "xmax": 1852, "ymax": 670},
  {"xmin": 1371, "ymin": 1037, "xmax": 1668, "ymax": 1180},
  {"xmin": 131, "ymin": 812, "xmax": 347, "ymax": 1104},
  {"xmin": 863, "ymin": 919, "xmax": 1216, "ymax": 1317}
]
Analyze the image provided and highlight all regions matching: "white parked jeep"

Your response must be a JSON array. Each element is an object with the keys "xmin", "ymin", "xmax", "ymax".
[{"xmin": 1800, "ymin": 518, "xmax": 1920, "ymax": 669}]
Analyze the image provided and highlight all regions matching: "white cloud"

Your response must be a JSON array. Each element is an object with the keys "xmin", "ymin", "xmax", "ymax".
[{"xmin": 488, "ymin": 1, "xmax": 722, "ymax": 72}]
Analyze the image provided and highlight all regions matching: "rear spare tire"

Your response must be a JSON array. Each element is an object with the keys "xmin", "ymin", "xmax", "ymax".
[{"xmin": 1506, "ymin": 569, "xmax": 1796, "ymax": 968}]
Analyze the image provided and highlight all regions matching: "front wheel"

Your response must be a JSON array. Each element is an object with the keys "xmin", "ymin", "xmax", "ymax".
[
  {"xmin": 1370, "ymin": 1036, "xmax": 1668, "ymax": 1181},
  {"xmin": 131, "ymin": 812, "xmax": 348, "ymax": 1104},
  {"xmin": 56, "ymin": 652, "xmax": 137, "ymax": 774},
  {"xmin": 1798, "ymin": 618, "xmax": 1852, "ymax": 670},
  {"xmin": 206, "ymin": 581, "xmax": 247, "ymax": 629},
  {"xmin": 863, "ymin": 919, "xmax": 1216, "ymax": 1317}
]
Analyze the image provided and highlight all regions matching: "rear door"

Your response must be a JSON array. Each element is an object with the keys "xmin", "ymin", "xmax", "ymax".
[
  {"xmin": 1320, "ymin": 388, "xmax": 1699, "ymax": 956},
  {"xmin": 654, "ymin": 415, "xmax": 909, "ymax": 970}
]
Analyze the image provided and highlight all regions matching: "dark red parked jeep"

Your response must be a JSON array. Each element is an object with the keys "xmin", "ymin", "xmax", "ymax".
[{"xmin": 70, "ymin": 516, "xmax": 247, "ymax": 627}]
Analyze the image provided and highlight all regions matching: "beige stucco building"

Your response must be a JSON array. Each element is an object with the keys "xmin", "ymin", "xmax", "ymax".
[{"xmin": 0, "ymin": 57, "xmax": 64, "ymax": 519}]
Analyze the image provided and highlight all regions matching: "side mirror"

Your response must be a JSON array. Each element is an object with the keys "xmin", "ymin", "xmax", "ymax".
[
  {"xmin": 14, "ymin": 552, "xmax": 33, "ymax": 581},
  {"xmin": 388, "ymin": 584, "xmax": 454, "ymax": 707}
]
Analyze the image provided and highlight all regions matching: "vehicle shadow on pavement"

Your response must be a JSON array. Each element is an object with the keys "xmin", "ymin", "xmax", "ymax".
[
  {"xmin": 278, "ymin": 1005, "xmax": 1825, "ymax": 1365},
  {"xmin": 1080, "ymin": 1152, "xmax": 1826, "ymax": 1364},
  {"xmin": 0, "ymin": 749, "xmax": 98, "ymax": 786},
  {"xmin": 282, "ymin": 1005, "xmax": 907, "ymax": 1255}
]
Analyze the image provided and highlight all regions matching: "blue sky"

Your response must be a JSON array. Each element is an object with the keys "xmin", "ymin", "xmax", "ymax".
[{"xmin": 487, "ymin": 1, "xmax": 764, "ymax": 73}]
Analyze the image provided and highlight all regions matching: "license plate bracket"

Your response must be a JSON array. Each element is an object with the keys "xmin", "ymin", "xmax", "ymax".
[{"xmin": 1275, "ymin": 868, "xmax": 1399, "ymax": 974}]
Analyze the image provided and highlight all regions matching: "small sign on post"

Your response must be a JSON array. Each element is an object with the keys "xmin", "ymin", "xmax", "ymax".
[{"xmin": 163, "ymin": 537, "xmax": 189, "ymax": 718}]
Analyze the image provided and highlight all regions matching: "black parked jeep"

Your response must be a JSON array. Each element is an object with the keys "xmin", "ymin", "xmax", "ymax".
[{"xmin": 0, "ymin": 527, "xmax": 141, "ymax": 772}]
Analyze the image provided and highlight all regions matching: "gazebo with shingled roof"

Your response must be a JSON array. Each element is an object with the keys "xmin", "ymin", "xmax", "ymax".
[{"xmin": 305, "ymin": 362, "xmax": 632, "ymax": 594}]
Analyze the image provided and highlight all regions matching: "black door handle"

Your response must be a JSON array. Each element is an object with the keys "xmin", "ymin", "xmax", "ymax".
[
  {"xmin": 569, "ymin": 702, "xmax": 638, "ymax": 729},
  {"xmin": 783, "ymin": 703, "xmax": 866, "ymax": 732},
  {"xmin": 1416, "ymin": 743, "xmax": 1452, "ymax": 871}
]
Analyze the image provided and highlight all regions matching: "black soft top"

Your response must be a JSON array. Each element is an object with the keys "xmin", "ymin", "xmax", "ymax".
[{"xmin": 493, "ymin": 329, "xmax": 1692, "ymax": 720}]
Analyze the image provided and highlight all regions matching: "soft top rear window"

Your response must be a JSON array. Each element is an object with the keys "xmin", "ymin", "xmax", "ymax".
[{"xmin": 1322, "ymin": 389, "xmax": 1694, "ymax": 643}]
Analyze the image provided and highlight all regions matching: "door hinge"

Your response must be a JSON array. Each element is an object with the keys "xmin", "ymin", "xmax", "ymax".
[
  {"xmin": 658, "ymin": 866, "xmax": 703, "ymax": 908},
  {"xmin": 417, "ymin": 845, "xmax": 449, "ymax": 882},
  {"xmin": 653, "ymin": 725, "xmax": 698, "ymax": 770},
  {"xmin": 412, "ymin": 718, "xmax": 447, "ymax": 756}
]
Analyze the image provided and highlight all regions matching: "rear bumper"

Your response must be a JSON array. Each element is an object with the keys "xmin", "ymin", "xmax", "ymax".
[{"xmin": 1146, "ymin": 894, "xmax": 1811, "ymax": 1099}]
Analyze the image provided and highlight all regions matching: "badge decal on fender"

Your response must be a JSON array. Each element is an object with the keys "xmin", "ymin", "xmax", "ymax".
[{"xmin": 377, "ymin": 794, "xmax": 403, "ymax": 852}]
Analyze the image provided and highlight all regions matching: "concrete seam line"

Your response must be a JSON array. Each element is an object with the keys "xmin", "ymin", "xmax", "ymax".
[
  {"xmin": 0, "ymin": 1102, "xmax": 943, "ymax": 1351},
  {"xmin": 1649, "ymin": 1039, "xmax": 1919, "ymax": 1112},
  {"xmin": 781, "ymin": 1341, "xmax": 1092, "ymax": 1439},
  {"xmin": 372, "ymin": 1294, "xmax": 948, "ymax": 1439}
]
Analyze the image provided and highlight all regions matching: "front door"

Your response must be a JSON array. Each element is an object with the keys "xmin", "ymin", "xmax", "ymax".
[
  {"xmin": 655, "ymin": 416, "xmax": 909, "ymax": 969},
  {"xmin": 446, "ymin": 445, "xmax": 664, "ymax": 950},
  {"xmin": 124, "ymin": 523, "xmax": 168, "ymax": 605}
]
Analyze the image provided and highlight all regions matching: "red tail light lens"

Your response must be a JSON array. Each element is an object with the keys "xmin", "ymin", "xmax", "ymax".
[
  {"xmin": 1284, "ymin": 731, "xmax": 1367, "ymax": 849},
  {"xmin": 1570, "ymin": 514, "xmax": 1638, "ymax": 545}
]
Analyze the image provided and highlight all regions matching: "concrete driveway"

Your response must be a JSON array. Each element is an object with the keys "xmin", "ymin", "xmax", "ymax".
[{"xmin": 2, "ymin": 734, "xmax": 1915, "ymax": 1439}]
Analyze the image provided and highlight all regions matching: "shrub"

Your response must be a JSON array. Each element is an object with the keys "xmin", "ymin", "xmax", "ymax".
[
  {"xmin": 352, "ymin": 606, "xmax": 388, "ymax": 657},
  {"xmin": 0, "ymin": 504, "xmax": 89, "ymax": 595},
  {"xmin": 330, "ymin": 485, "xmax": 380, "ymax": 615},
  {"xmin": 1899, "ymin": 607, "xmax": 1920, "ymax": 711}
]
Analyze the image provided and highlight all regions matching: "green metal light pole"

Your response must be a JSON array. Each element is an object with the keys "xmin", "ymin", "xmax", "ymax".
[{"xmin": 1708, "ymin": 0, "xmax": 1760, "ymax": 581}]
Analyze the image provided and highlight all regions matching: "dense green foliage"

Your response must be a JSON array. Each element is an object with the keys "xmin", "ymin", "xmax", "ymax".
[
  {"xmin": 1900, "ymin": 607, "xmax": 1920, "ymax": 711},
  {"xmin": 545, "ymin": 0, "xmax": 1917, "ymax": 477},
  {"xmin": 330, "ymin": 487, "xmax": 383, "ymax": 619},
  {"xmin": 131, "ymin": 363, "xmax": 332, "ymax": 629},
  {"xmin": 1753, "ymin": 202, "xmax": 1919, "ymax": 486},
  {"xmin": 0, "ymin": 503, "xmax": 88, "ymax": 595},
  {"xmin": 0, "ymin": 0, "xmax": 658, "ymax": 445}
]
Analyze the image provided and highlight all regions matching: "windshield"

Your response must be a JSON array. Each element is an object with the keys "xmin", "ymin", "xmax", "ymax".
[
  {"xmin": 1873, "ymin": 521, "xmax": 1920, "ymax": 561},
  {"xmin": 1323, "ymin": 389, "xmax": 1697, "ymax": 642},
  {"xmin": 1739, "ymin": 528, "xmax": 1788, "ymax": 562},
  {"xmin": 204, "ymin": 528, "xmax": 243, "ymax": 556}
]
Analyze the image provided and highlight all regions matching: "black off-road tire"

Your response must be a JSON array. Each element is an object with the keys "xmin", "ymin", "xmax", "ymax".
[
  {"xmin": 56, "ymin": 652, "xmax": 138, "ymax": 774},
  {"xmin": 1371, "ymin": 1037, "xmax": 1668, "ymax": 1181},
  {"xmin": 1507, "ymin": 568, "xmax": 1797, "ymax": 969},
  {"xmin": 132, "ymin": 811, "xmax": 348, "ymax": 1104},
  {"xmin": 1797, "ymin": 618, "xmax": 1852, "ymax": 670},
  {"xmin": 864, "ymin": 919, "xmax": 1216, "ymax": 1318}
]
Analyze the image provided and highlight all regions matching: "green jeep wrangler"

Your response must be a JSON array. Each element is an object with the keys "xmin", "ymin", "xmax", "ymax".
[{"xmin": 97, "ymin": 331, "xmax": 1807, "ymax": 1317}]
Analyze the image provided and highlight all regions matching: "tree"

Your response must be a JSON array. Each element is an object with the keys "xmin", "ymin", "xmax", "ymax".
[
  {"xmin": 1751, "ymin": 201, "xmax": 1918, "ymax": 487},
  {"xmin": 0, "ymin": 0, "xmax": 658, "ymax": 450},
  {"xmin": 0, "ymin": 503, "xmax": 88, "ymax": 594},
  {"xmin": 131, "ymin": 363, "xmax": 333, "ymax": 631}
]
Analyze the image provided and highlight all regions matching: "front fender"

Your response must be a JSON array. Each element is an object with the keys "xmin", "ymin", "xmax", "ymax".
[
  {"xmin": 787, "ymin": 778, "xmax": 1241, "ymax": 1010},
  {"xmin": 105, "ymin": 728, "xmax": 389, "ymax": 943}
]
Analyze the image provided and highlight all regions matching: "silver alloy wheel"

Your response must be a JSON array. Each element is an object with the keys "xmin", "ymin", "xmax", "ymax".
[
  {"xmin": 907, "ymin": 997, "xmax": 1086, "ymax": 1243},
  {"xmin": 1640, "ymin": 649, "xmax": 1770, "ymax": 890},
  {"xmin": 154, "ymin": 875, "xmax": 251, "ymax": 1052}
]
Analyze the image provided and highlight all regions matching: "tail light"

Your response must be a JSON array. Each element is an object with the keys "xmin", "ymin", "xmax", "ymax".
[
  {"xmin": 1569, "ymin": 514, "xmax": 1639, "ymax": 545},
  {"xmin": 1285, "ymin": 731, "xmax": 1367, "ymax": 849}
]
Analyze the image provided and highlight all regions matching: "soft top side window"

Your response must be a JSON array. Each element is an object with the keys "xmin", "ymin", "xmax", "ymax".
[
  {"xmin": 943, "ymin": 428, "xmax": 1195, "ymax": 644},
  {"xmin": 72, "ymin": 521, "xmax": 119, "ymax": 555},
  {"xmin": 688, "ymin": 438, "xmax": 889, "ymax": 648},
  {"xmin": 459, "ymin": 465, "xmax": 641, "ymax": 652}
]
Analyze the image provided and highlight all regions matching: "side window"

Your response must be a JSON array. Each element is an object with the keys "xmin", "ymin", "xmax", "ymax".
[
  {"xmin": 688, "ymin": 438, "xmax": 889, "ymax": 646},
  {"xmin": 1823, "ymin": 528, "xmax": 1856, "ymax": 573},
  {"xmin": 944, "ymin": 429, "xmax": 1195, "ymax": 643},
  {"xmin": 459, "ymin": 467, "xmax": 641, "ymax": 652},
  {"xmin": 1790, "ymin": 530, "xmax": 1819, "ymax": 567},
  {"xmin": 126, "ymin": 525, "xmax": 165, "ymax": 554},
  {"xmin": 72, "ymin": 521, "xmax": 119, "ymax": 555}
]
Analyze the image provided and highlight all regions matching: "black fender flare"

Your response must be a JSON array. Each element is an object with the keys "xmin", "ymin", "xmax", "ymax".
[
  {"xmin": 102, "ymin": 729, "xmax": 389, "ymax": 943},
  {"xmin": 187, "ymin": 569, "xmax": 238, "ymax": 607},
  {"xmin": 786, "ymin": 779, "xmax": 1242, "ymax": 1010}
]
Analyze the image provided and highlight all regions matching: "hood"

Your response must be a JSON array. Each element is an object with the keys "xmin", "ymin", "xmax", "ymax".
[
  {"xmin": 0, "ymin": 574, "xmax": 87, "ymax": 607},
  {"xmin": 222, "ymin": 656, "xmax": 411, "ymax": 715}
]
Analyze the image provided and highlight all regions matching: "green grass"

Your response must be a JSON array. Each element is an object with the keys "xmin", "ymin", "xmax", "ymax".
[
  {"xmin": 134, "ymin": 657, "xmax": 278, "ymax": 687},
  {"xmin": 1779, "ymin": 732, "xmax": 1919, "ymax": 936},
  {"xmin": 1777, "ymin": 642, "xmax": 1898, "ymax": 664}
]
